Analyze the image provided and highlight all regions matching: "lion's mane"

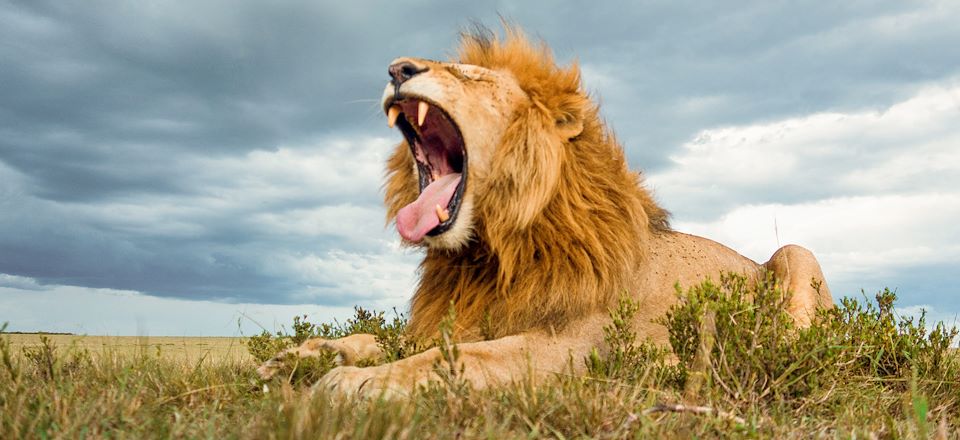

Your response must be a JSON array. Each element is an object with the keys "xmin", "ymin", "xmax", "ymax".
[{"xmin": 384, "ymin": 27, "xmax": 670, "ymax": 340}]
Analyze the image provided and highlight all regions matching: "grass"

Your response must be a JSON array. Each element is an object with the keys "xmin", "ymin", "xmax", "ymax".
[
  {"xmin": 2, "ymin": 277, "xmax": 957, "ymax": 439},
  {"xmin": 7, "ymin": 334, "xmax": 253, "ymax": 364}
]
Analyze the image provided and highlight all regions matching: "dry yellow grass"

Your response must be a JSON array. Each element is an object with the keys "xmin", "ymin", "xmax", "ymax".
[{"xmin": 6, "ymin": 334, "xmax": 253, "ymax": 364}]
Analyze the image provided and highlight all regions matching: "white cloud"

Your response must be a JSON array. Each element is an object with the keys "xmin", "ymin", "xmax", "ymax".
[
  {"xmin": 650, "ymin": 82, "xmax": 960, "ymax": 314},
  {"xmin": 251, "ymin": 204, "xmax": 386, "ymax": 245},
  {"xmin": 672, "ymin": 194, "xmax": 960, "ymax": 284},
  {"xmin": 650, "ymin": 82, "xmax": 960, "ymax": 219},
  {"xmin": 273, "ymin": 244, "xmax": 419, "ymax": 307},
  {"xmin": 0, "ymin": 274, "xmax": 48, "ymax": 291},
  {"xmin": 193, "ymin": 137, "xmax": 394, "ymax": 205}
]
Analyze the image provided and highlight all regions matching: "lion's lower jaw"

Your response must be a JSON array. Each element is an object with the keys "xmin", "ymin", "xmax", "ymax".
[{"xmin": 422, "ymin": 198, "xmax": 475, "ymax": 251}]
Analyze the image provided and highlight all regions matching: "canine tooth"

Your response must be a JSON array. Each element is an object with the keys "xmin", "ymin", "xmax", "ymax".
[
  {"xmin": 436, "ymin": 204, "xmax": 449, "ymax": 222},
  {"xmin": 418, "ymin": 101, "xmax": 429, "ymax": 126},
  {"xmin": 387, "ymin": 106, "xmax": 400, "ymax": 128}
]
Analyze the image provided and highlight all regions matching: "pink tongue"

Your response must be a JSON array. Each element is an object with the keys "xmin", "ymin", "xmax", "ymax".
[{"xmin": 396, "ymin": 173, "xmax": 462, "ymax": 242}]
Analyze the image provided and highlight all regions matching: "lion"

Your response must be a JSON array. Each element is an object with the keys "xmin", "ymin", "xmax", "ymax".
[{"xmin": 257, "ymin": 27, "xmax": 833, "ymax": 397}]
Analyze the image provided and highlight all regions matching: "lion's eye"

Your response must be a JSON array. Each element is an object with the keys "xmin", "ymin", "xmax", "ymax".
[
  {"xmin": 445, "ymin": 67, "xmax": 467, "ymax": 80},
  {"xmin": 446, "ymin": 65, "xmax": 493, "ymax": 82}
]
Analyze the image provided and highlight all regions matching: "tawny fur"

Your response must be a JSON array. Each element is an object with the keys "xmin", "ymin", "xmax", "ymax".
[{"xmin": 386, "ymin": 28, "xmax": 669, "ymax": 341}]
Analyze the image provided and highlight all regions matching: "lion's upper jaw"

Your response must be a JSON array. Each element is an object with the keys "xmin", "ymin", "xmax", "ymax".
[{"xmin": 381, "ymin": 58, "xmax": 527, "ymax": 250}]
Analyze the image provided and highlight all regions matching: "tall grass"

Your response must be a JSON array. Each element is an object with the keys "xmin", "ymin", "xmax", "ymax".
[{"xmin": 2, "ymin": 277, "xmax": 957, "ymax": 438}]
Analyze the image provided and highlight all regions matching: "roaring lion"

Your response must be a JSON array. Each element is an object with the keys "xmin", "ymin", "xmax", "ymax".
[{"xmin": 258, "ymin": 27, "xmax": 833, "ymax": 396}]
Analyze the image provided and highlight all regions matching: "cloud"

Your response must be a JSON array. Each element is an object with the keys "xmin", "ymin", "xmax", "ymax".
[
  {"xmin": 0, "ymin": 274, "xmax": 49, "ymax": 291},
  {"xmin": 0, "ymin": 135, "xmax": 419, "ymax": 304},
  {"xmin": 4, "ymin": 2, "xmax": 959, "ymax": 202},
  {"xmin": 650, "ymin": 83, "xmax": 960, "ymax": 220},
  {"xmin": 653, "ymin": 84, "xmax": 960, "ymax": 309},
  {"xmin": 1, "ymin": 2, "xmax": 959, "ymax": 334},
  {"xmin": 571, "ymin": 2, "xmax": 960, "ymax": 169},
  {"xmin": 672, "ymin": 195, "xmax": 960, "ymax": 293},
  {"xmin": 0, "ymin": 1, "xmax": 464, "ymax": 203},
  {"xmin": 272, "ymin": 246, "xmax": 419, "ymax": 306}
]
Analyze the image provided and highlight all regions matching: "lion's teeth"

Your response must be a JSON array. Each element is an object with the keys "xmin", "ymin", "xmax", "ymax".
[
  {"xmin": 418, "ymin": 101, "xmax": 429, "ymax": 126},
  {"xmin": 387, "ymin": 105, "xmax": 400, "ymax": 128},
  {"xmin": 435, "ymin": 204, "xmax": 449, "ymax": 222}
]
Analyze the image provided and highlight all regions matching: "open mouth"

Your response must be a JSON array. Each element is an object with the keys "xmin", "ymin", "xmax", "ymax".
[{"xmin": 385, "ymin": 97, "xmax": 467, "ymax": 242}]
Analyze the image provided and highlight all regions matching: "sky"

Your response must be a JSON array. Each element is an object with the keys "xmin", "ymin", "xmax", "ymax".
[{"xmin": 1, "ymin": 1, "xmax": 958, "ymax": 336}]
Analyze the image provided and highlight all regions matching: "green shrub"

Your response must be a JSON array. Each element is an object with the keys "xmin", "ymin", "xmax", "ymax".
[
  {"xmin": 246, "ymin": 330, "xmax": 292, "ymax": 363},
  {"xmin": 374, "ymin": 310, "xmax": 419, "ymax": 363},
  {"xmin": 589, "ymin": 272, "xmax": 959, "ymax": 408},
  {"xmin": 820, "ymin": 288, "xmax": 958, "ymax": 379},
  {"xmin": 663, "ymin": 273, "xmax": 850, "ymax": 401},
  {"xmin": 585, "ymin": 295, "xmax": 681, "ymax": 387}
]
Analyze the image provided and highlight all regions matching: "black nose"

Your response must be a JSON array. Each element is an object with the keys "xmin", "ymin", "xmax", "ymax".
[{"xmin": 388, "ymin": 61, "xmax": 427, "ymax": 86}]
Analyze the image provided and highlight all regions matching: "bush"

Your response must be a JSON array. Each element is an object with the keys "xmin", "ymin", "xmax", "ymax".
[
  {"xmin": 662, "ymin": 273, "xmax": 850, "ymax": 401},
  {"xmin": 822, "ymin": 288, "xmax": 958, "ymax": 379},
  {"xmin": 590, "ymin": 272, "xmax": 959, "ymax": 407},
  {"xmin": 586, "ymin": 295, "xmax": 681, "ymax": 387},
  {"xmin": 246, "ymin": 331, "xmax": 292, "ymax": 364}
]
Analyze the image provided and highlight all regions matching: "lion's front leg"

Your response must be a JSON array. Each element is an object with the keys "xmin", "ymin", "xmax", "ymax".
[
  {"xmin": 315, "ymin": 314, "xmax": 608, "ymax": 398},
  {"xmin": 256, "ymin": 333, "xmax": 383, "ymax": 380}
]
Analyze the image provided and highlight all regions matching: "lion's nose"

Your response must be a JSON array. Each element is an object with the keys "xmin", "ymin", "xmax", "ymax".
[{"xmin": 388, "ymin": 60, "xmax": 428, "ymax": 86}]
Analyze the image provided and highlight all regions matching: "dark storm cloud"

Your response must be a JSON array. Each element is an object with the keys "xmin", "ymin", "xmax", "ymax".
[
  {"xmin": 4, "ymin": 1, "xmax": 959, "ymax": 198},
  {"xmin": 1, "ymin": 1, "xmax": 958, "ymax": 305},
  {"xmin": 518, "ymin": 1, "xmax": 960, "ymax": 170},
  {"xmin": 0, "ymin": 141, "xmax": 402, "ymax": 304},
  {"xmin": 0, "ymin": 1, "xmax": 445, "ymax": 201}
]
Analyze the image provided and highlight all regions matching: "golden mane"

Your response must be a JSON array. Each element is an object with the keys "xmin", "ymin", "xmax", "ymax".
[{"xmin": 384, "ymin": 27, "xmax": 670, "ymax": 341}]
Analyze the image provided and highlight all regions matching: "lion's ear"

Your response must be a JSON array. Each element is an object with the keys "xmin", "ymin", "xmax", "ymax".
[
  {"xmin": 481, "ymin": 105, "xmax": 564, "ymax": 230},
  {"xmin": 552, "ymin": 95, "xmax": 585, "ymax": 140},
  {"xmin": 555, "ymin": 116, "xmax": 583, "ymax": 140}
]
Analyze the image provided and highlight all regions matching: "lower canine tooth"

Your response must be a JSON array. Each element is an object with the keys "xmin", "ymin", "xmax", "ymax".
[
  {"xmin": 418, "ymin": 101, "xmax": 429, "ymax": 126},
  {"xmin": 435, "ymin": 204, "xmax": 449, "ymax": 222},
  {"xmin": 387, "ymin": 106, "xmax": 400, "ymax": 128}
]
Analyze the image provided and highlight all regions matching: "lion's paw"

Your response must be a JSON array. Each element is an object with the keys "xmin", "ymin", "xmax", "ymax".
[
  {"xmin": 256, "ymin": 357, "xmax": 287, "ymax": 381},
  {"xmin": 256, "ymin": 334, "xmax": 382, "ymax": 381},
  {"xmin": 255, "ymin": 346, "xmax": 331, "ymax": 381}
]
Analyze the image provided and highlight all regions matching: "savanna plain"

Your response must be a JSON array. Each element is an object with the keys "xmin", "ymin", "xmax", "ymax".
[{"xmin": 2, "ymin": 278, "xmax": 958, "ymax": 439}]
